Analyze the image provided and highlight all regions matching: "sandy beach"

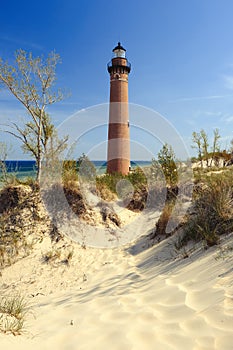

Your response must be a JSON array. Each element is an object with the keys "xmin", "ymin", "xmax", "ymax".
[{"xmin": 1, "ymin": 216, "xmax": 233, "ymax": 350}]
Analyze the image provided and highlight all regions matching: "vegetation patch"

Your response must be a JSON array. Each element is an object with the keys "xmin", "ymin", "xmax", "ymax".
[
  {"xmin": 0, "ymin": 294, "xmax": 28, "ymax": 335},
  {"xmin": 62, "ymin": 160, "xmax": 78, "ymax": 186},
  {"xmin": 42, "ymin": 246, "xmax": 74, "ymax": 266},
  {"xmin": 0, "ymin": 184, "xmax": 45, "ymax": 268},
  {"xmin": 126, "ymin": 185, "xmax": 148, "ymax": 212},
  {"xmin": 96, "ymin": 167, "xmax": 147, "ymax": 208},
  {"xmin": 178, "ymin": 172, "xmax": 233, "ymax": 248}
]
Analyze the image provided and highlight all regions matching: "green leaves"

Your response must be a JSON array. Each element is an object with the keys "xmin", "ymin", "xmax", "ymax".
[
  {"xmin": 157, "ymin": 143, "xmax": 178, "ymax": 187},
  {"xmin": 0, "ymin": 49, "xmax": 67, "ymax": 181}
]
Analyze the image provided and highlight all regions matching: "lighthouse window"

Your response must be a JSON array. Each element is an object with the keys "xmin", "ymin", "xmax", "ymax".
[{"xmin": 115, "ymin": 49, "xmax": 125, "ymax": 58}]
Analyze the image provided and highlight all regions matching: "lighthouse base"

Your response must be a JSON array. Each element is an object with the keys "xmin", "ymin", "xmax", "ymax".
[{"xmin": 107, "ymin": 159, "xmax": 130, "ymax": 175}]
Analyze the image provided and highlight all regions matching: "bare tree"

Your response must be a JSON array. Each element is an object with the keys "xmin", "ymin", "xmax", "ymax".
[
  {"xmin": 192, "ymin": 131, "xmax": 203, "ymax": 167},
  {"xmin": 210, "ymin": 128, "xmax": 220, "ymax": 167},
  {"xmin": 192, "ymin": 129, "xmax": 222, "ymax": 168},
  {"xmin": 0, "ymin": 49, "xmax": 67, "ymax": 181},
  {"xmin": 0, "ymin": 142, "xmax": 9, "ymax": 183},
  {"xmin": 200, "ymin": 129, "xmax": 209, "ymax": 167},
  {"xmin": 230, "ymin": 139, "xmax": 233, "ymax": 155}
]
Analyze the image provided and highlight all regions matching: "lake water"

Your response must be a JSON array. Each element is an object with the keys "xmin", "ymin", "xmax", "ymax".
[{"xmin": 1, "ymin": 160, "xmax": 152, "ymax": 181}]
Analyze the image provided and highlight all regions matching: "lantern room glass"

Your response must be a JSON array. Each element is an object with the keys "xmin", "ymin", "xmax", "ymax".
[{"xmin": 113, "ymin": 49, "xmax": 126, "ymax": 58}]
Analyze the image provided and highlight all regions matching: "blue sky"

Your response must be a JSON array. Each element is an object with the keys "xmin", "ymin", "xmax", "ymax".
[{"xmin": 1, "ymin": 0, "xmax": 233, "ymax": 160}]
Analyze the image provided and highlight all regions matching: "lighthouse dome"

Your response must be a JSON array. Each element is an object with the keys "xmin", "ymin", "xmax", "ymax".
[{"xmin": 112, "ymin": 42, "xmax": 126, "ymax": 58}]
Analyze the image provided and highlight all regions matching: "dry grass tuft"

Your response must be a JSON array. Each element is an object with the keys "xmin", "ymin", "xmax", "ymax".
[
  {"xmin": 179, "ymin": 171, "xmax": 233, "ymax": 247},
  {"xmin": 0, "ymin": 183, "xmax": 45, "ymax": 268},
  {"xmin": 0, "ymin": 294, "xmax": 29, "ymax": 335},
  {"xmin": 42, "ymin": 246, "xmax": 74, "ymax": 266},
  {"xmin": 96, "ymin": 183, "xmax": 117, "ymax": 201}
]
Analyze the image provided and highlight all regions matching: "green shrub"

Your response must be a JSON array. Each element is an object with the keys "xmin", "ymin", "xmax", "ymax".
[
  {"xmin": 62, "ymin": 160, "xmax": 78, "ymax": 185},
  {"xmin": 96, "ymin": 173, "xmax": 124, "ymax": 195},
  {"xmin": 127, "ymin": 167, "xmax": 147, "ymax": 189},
  {"xmin": 77, "ymin": 154, "xmax": 96, "ymax": 180},
  {"xmin": 155, "ymin": 143, "xmax": 178, "ymax": 187},
  {"xmin": 96, "ymin": 168, "xmax": 147, "ymax": 202}
]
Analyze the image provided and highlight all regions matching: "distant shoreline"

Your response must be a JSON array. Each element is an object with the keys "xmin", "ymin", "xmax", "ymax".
[
  {"xmin": 1, "ymin": 160, "xmax": 152, "ymax": 180},
  {"xmin": 3, "ymin": 160, "xmax": 152, "ymax": 169}
]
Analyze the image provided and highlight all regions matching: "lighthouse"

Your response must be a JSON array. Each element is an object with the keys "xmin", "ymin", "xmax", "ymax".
[{"xmin": 107, "ymin": 42, "xmax": 131, "ymax": 175}]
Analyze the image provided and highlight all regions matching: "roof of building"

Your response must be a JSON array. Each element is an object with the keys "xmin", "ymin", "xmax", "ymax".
[{"xmin": 112, "ymin": 42, "xmax": 126, "ymax": 52}]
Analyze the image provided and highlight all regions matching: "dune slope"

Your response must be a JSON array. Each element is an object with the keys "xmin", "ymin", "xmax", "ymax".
[{"xmin": 0, "ymin": 230, "xmax": 233, "ymax": 350}]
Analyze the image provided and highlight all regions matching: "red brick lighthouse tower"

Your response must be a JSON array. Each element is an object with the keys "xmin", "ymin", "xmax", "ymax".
[{"xmin": 107, "ymin": 42, "xmax": 131, "ymax": 175}]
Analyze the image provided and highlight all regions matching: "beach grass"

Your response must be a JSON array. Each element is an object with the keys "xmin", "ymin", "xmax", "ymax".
[
  {"xmin": 0, "ymin": 294, "xmax": 28, "ymax": 335},
  {"xmin": 178, "ymin": 169, "xmax": 233, "ymax": 247}
]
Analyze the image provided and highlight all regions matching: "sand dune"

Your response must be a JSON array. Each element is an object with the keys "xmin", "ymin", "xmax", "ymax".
[{"xmin": 0, "ymin": 228, "xmax": 233, "ymax": 350}]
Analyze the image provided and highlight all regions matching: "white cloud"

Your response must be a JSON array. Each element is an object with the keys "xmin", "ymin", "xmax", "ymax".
[
  {"xmin": 0, "ymin": 35, "xmax": 43, "ymax": 51},
  {"xmin": 201, "ymin": 111, "xmax": 222, "ymax": 117},
  {"xmin": 169, "ymin": 95, "xmax": 233, "ymax": 103},
  {"xmin": 223, "ymin": 75, "xmax": 233, "ymax": 90},
  {"xmin": 59, "ymin": 101, "xmax": 83, "ymax": 107},
  {"xmin": 221, "ymin": 115, "xmax": 233, "ymax": 123},
  {"xmin": 185, "ymin": 119, "xmax": 196, "ymax": 127},
  {"xmin": 192, "ymin": 110, "xmax": 223, "ymax": 120}
]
